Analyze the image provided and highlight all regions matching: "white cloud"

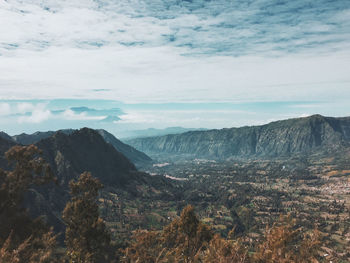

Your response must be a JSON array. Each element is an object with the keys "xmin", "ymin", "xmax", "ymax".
[
  {"xmin": 61, "ymin": 109, "xmax": 106, "ymax": 121},
  {"xmin": 17, "ymin": 102, "xmax": 40, "ymax": 113},
  {"xmin": 299, "ymin": 113, "xmax": 312, "ymax": 118},
  {"xmin": 1, "ymin": 0, "xmax": 349, "ymax": 56},
  {"xmin": 288, "ymin": 103, "xmax": 324, "ymax": 109},
  {"xmin": 15, "ymin": 102, "xmax": 51, "ymax": 123},
  {"xmin": 119, "ymin": 109, "xmax": 258, "ymax": 128},
  {"xmin": 0, "ymin": 103, "xmax": 11, "ymax": 116},
  {"xmin": 18, "ymin": 109, "xmax": 52, "ymax": 123},
  {"xmin": 119, "ymin": 112, "xmax": 157, "ymax": 124},
  {"xmin": 1, "ymin": 46, "xmax": 349, "ymax": 103},
  {"xmin": 0, "ymin": 0, "xmax": 349, "ymax": 131}
]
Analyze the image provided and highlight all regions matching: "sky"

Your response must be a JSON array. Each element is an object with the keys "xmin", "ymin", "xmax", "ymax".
[{"xmin": 0, "ymin": 0, "xmax": 350, "ymax": 136}]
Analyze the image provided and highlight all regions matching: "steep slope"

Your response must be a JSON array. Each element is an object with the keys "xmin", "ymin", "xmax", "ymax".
[
  {"xmin": 31, "ymin": 128, "xmax": 142, "ymax": 232},
  {"xmin": 97, "ymin": 129, "xmax": 152, "ymax": 166},
  {"xmin": 36, "ymin": 128, "xmax": 138, "ymax": 186},
  {"xmin": 12, "ymin": 129, "xmax": 152, "ymax": 166},
  {"xmin": 126, "ymin": 115, "xmax": 350, "ymax": 160},
  {"xmin": 0, "ymin": 131, "xmax": 15, "ymax": 142},
  {"xmin": 0, "ymin": 135, "xmax": 16, "ymax": 168}
]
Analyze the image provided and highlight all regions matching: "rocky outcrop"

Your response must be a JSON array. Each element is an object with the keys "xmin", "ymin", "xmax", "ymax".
[{"xmin": 126, "ymin": 115, "xmax": 350, "ymax": 160}]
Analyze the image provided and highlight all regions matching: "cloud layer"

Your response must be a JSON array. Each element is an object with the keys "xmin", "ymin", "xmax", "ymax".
[
  {"xmin": 0, "ymin": 100, "xmax": 122, "ymax": 127},
  {"xmin": 1, "ymin": 0, "xmax": 349, "ymax": 103},
  {"xmin": 0, "ymin": 0, "xmax": 349, "ymax": 132},
  {"xmin": 1, "ymin": 0, "xmax": 350, "ymax": 55}
]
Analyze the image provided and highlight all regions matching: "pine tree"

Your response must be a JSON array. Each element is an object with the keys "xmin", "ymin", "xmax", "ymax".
[
  {"xmin": 253, "ymin": 214, "xmax": 321, "ymax": 263},
  {"xmin": 0, "ymin": 145, "xmax": 57, "ymax": 263},
  {"xmin": 62, "ymin": 172, "xmax": 111, "ymax": 263},
  {"xmin": 202, "ymin": 234, "xmax": 249, "ymax": 263},
  {"xmin": 125, "ymin": 205, "xmax": 213, "ymax": 263},
  {"xmin": 0, "ymin": 229, "xmax": 58, "ymax": 263},
  {"xmin": 124, "ymin": 230, "xmax": 163, "ymax": 263},
  {"xmin": 125, "ymin": 206, "xmax": 322, "ymax": 263}
]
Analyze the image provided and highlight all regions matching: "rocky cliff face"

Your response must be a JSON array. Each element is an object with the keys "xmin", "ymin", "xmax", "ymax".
[{"xmin": 126, "ymin": 115, "xmax": 350, "ymax": 160}]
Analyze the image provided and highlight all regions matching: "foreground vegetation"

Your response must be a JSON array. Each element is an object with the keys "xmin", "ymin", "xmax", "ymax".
[
  {"xmin": 0, "ymin": 145, "xmax": 349, "ymax": 262},
  {"xmin": 123, "ymin": 205, "xmax": 321, "ymax": 263}
]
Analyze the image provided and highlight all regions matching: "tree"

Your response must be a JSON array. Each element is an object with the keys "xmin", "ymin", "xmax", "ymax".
[
  {"xmin": 62, "ymin": 172, "xmax": 111, "ymax": 263},
  {"xmin": 0, "ymin": 229, "xmax": 57, "ymax": 263},
  {"xmin": 124, "ymin": 230, "xmax": 163, "ymax": 263},
  {"xmin": 201, "ymin": 234, "xmax": 249, "ymax": 263},
  {"xmin": 0, "ymin": 145, "xmax": 57, "ymax": 262},
  {"xmin": 125, "ymin": 205, "xmax": 213, "ymax": 263},
  {"xmin": 253, "ymin": 214, "xmax": 321, "ymax": 263},
  {"xmin": 125, "ymin": 206, "xmax": 323, "ymax": 263}
]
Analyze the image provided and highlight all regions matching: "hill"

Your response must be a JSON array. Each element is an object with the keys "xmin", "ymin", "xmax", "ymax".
[
  {"xmin": 0, "ymin": 128, "xmax": 159, "ymax": 234},
  {"xmin": 36, "ymin": 128, "xmax": 138, "ymax": 186},
  {"xmin": 126, "ymin": 115, "xmax": 350, "ymax": 160},
  {"xmin": 8, "ymin": 129, "xmax": 152, "ymax": 166}
]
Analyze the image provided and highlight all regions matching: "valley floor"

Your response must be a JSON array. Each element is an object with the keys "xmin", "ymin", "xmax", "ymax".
[{"xmin": 99, "ymin": 153, "xmax": 350, "ymax": 262}]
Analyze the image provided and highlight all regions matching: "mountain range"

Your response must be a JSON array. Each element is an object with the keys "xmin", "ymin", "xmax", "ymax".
[
  {"xmin": 1, "ymin": 114, "xmax": 350, "ymax": 234},
  {"xmin": 126, "ymin": 115, "xmax": 350, "ymax": 160}
]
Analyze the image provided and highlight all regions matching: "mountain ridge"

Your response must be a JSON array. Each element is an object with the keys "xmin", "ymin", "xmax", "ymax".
[
  {"xmin": 3, "ymin": 128, "xmax": 152, "ymax": 166},
  {"xmin": 119, "ymin": 126, "xmax": 208, "ymax": 140},
  {"xmin": 126, "ymin": 115, "xmax": 350, "ymax": 160}
]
